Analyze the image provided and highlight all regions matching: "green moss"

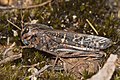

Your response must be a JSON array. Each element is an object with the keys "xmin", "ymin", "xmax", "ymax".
[{"xmin": 0, "ymin": 64, "xmax": 27, "ymax": 80}]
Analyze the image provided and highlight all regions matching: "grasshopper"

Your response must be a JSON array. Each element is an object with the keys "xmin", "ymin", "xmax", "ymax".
[{"xmin": 21, "ymin": 24, "xmax": 112, "ymax": 58}]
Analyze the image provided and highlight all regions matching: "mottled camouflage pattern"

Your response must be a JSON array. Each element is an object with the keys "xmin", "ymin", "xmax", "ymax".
[{"xmin": 21, "ymin": 24, "xmax": 112, "ymax": 57}]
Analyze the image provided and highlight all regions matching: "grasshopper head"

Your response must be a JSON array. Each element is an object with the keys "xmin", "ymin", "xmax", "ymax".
[{"xmin": 21, "ymin": 24, "xmax": 38, "ymax": 46}]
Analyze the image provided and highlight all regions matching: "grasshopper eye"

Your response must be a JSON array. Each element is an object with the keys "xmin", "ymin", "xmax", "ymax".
[
  {"xmin": 24, "ymin": 27, "xmax": 29, "ymax": 33},
  {"xmin": 22, "ymin": 27, "xmax": 29, "ymax": 36}
]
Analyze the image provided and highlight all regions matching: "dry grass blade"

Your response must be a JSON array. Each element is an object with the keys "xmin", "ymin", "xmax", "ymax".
[
  {"xmin": 0, "ymin": 0, "xmax": 52, "ymax": 10},
  {"xmin": 0, "ymin": 53, "xmax": 22, "ymax": 64},
  {"xmin": 2, "ymin": 42, "xmax": 16, "ymax": 56},
  {"xmin": 86, "ymin": 19, "xmax": 99, "ymax": 35},
  {"xmin": 7, "ymin": 19, "xmax": 21, "ymax": 30}
]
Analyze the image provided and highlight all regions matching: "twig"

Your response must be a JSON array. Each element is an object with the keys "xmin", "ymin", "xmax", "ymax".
[
  {"xmin": 7, "ymin": 19, "xmax": 21, "ymax": 30},
  {"xmin": 2, "ymin": 42, "xmax": 16, "ymax": 57},
  {"xmin": 0, "ymin": 0, "xmax": 52, "ymax": 10},
  {"xmin": 86, "ymin": 19, "xmax": 99, "ymax": 35},
  {"xmin": 22, "ymin": 63, "xmax": 40, "ymax": 68},
  {"xmin": 29, "ymin": 65, "xmax": 52, "ymax": 79},
  {"xmin": 0, "ymin": 53, "xmax": 22, "ymax": 64},
  {"xmin": 7, "ymin": 36, "xmax": 10, "ymax": 45}
]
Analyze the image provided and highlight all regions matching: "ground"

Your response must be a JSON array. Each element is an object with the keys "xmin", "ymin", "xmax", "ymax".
[{"xmin": 0, "ymin": 0, "xmax": 120, "ymax": 80}]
